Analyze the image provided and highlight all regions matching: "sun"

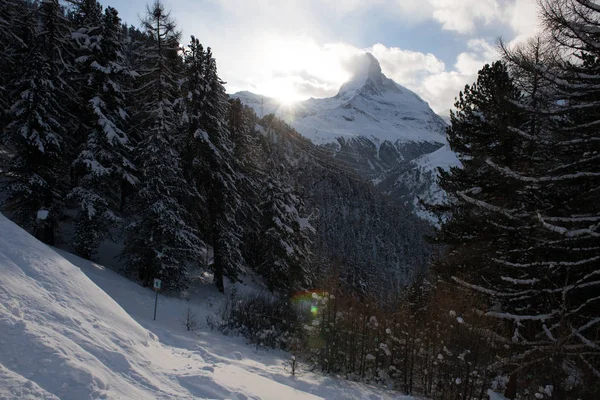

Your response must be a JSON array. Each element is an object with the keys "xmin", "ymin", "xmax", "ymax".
[
  {"xmin": 274, "ymin": 91, "xmax": 301, "ymax": 106},
  {"xmin": 259, "ymin": 78, "xmax": 303, "ymax": 106},
  {"xmin": 269, "ymin": 86, "xmax": 302, "ymax": 106}
]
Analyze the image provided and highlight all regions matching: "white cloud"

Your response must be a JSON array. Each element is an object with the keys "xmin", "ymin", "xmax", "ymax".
[
  {"xmin": 504, "ymin": 0, "xmax": 543, "ymax": 45},
  {"xmin": 429, "ymin": 0, "xmax": 501, "ymax": 34},
  {"xmin": 370, "ymin": 44, "xmax": 446, "ymax": 86},
  {"xmin": 375, "ymin": 39, "xmax": 498, "ymax": 112}
]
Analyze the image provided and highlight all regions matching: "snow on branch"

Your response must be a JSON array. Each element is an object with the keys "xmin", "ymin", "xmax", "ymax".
[
  {"xmin": 543, "ymin": 215, "xmax": 600, "ymax": 223},
  {"xmin": 485, "ymin": 310, "xmax": 558, "ymax": 322},
  {"xmin": 500, "ymin": 276, "xmax": 540, "ymax": 285},
  {"xmin": 457, "ymin": 190, "xmax": 521, "ymax": 220},
  {"xmin": 567, "ymin": 295, "xmax": 600, "ymax": 316},
  {"xmin": 571, "ymin": 325, "xmax": 600, "ymax": 349},
  {"xmin": 452, "ymin": 276, "xmax": 533, "ymax": 297},
  {"xmin": 486, "ymin": 159, "xmax": 600, "ymax": 182},
  {"xmin": 576, "ymin": 0, "xmax": 600, "ymax": 13},
  {"xmin": 493, "ymin": 256, "xmax": 600, "ymax": 268},
  {"xmin": 507, "ymin": 126, "xmax": 537, "ymax": 141},
  {"xmin": 537, "ymin": 213, "xmax": 600, "ymax": 238},
  {"xmin": 580, "ymin": 355, "xmax": 600, "ymax": 379},
  {"xmin": 510, "ymin": 98, "xmax": 600, "ymax": 114}
]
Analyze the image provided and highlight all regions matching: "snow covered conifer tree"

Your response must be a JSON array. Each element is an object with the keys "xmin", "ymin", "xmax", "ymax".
[
  {"xmin": 253, "ymin": 167, "xmax": 314, "ymax": 293},
  {"xmin": 434, "ymin": 3, "xmax": 600, "ymax": 394},
  {"xmin": 205, "ymin": 49, "xmax": 249, "ymax": 293},
  {"xmin": 0, "ymin": 0, "xmax": 26, "ymax": 123},
  {"xmin": 180, "ymin": 41, "xmax": 246, "ymax": 292},
  {"xmin": 431, "ymin": 61, "xmax": 529, "ymax": 284},
  {"xmin": 68, "ymin": 2, "xmax": 136, "ymax": 258},
  {"xmin": 121, "ymin": 0, "xmax": 200, "ymax": 290},
  {"xmin": 3, "ymin": 0, "xmax": 74, "ymax": 244},
  {"xmin": 478, "ymin": 1, "xmax": 600, "ymax": 394}
]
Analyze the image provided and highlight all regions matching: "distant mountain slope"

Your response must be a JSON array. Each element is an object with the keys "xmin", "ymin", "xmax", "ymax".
[
  {"xmin": 283, "ymin": 53, "xmax": 446, "ymax": 146},
  {"xmin": 437, "ymin": 109, "xmax": 452, "ymax": 126},
  {"xmin": 234, "ymin": 53, "xmax": 446, "ymax": 147},
  {"xmin": 232, "ymin": 53, "xmax": 454, "ymax": 218}
]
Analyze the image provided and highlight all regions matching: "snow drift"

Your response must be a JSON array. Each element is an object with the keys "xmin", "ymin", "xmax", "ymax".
[{"xmin": 0, "ymin": 213, "xmax": 184, "ymax": 399}]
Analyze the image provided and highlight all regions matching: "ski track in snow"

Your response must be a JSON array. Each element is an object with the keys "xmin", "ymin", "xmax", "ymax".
[{"xmin": 0, "ymin": 213, "xmax": 417, "ymax": 400}]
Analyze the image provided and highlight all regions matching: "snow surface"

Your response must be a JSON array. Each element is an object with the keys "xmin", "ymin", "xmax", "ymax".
[
  {"xmin": 411, "ymin": 144, "xmax": 460, "ymax": 220},
  {"xmin": 0, "ymin": 213, "xmax": 417, "ymax": 400},
  {"xmin": 487, "ymin": 390, "xmax": 509, "ymax": 400}
]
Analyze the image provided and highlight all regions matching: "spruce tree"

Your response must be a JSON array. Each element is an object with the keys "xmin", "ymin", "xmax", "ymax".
[
  {"xmin": 3, "ymin": 0, "xmax": 74, "ymax": 244},
  {"xmin": 254, "ymin": 167, "xmax": 314, "ymax": 293},
  {"xmin": 480, "ymin": 1, "xmax": 600, "ymax": 394},
  {"xmin": 184, "ymin": 43, "xmax": 245, "ymax": 292},
  {"xmin": 121, "ymin": 0, "xmax": 199, "ymax": 290},
  {"xmin": 428, "ymin": 61, "xmax": 536, "ymax": 394},
  {"xmin": 0, "ymin": 0, "xmax": 25, "ymax": 122},
  {"xmin": 67, "ymin": 2, "xmax": 136, "ymax": 258},
  {"xmin": 430, "ymin": 61, "xmax": 528, "ymax": 281},
  {"xmin": 434, "ymin": 4, "xmax": 600, "ymax": 395}
]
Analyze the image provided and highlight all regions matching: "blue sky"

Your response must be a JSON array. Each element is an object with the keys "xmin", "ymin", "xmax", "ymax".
[{"xmin": 100, "ymin": 0, "xmax": 539, "ymax": 112}]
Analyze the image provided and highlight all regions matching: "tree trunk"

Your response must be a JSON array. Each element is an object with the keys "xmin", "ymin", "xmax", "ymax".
[
  {"xmin": 504, "ymin": 373, "xmax": 517, "ymax": 400},
  {"xmin": 214, "ymin": 264, "xmax": 224, "ymax": 293},
  {"xmin": 43, "ymin": 221, "xmax": 55, "ymax": 245}
]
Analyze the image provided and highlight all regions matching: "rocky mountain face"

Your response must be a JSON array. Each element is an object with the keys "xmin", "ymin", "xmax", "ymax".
[{"xmin": 233, "ymin": 53, "xmax": 458, "ymax": 217}]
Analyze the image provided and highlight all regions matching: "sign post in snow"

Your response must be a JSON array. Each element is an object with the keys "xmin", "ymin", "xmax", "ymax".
[{"xmin": 153, "ymin": 278, "xmax": 162, "ymax": 321}]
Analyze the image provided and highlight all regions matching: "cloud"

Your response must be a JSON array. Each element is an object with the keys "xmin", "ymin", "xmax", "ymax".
[
  {"xmin": 370, "ymin": 44, "xmax": 446, "ymax": 86},
  {"xmin": 373, "ymin": 39, "xmax": 498, "ymax": 112},
  {"xmin": 429, "ymin": 0, "xmax": 501, "ymax": 34},
  {"xmin": 504, "ymin": 0, "xmax": 543, "ymax": 45}
]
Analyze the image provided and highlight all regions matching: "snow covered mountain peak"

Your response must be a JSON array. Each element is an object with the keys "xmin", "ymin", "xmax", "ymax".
[
  {"xmin": 352, "ymin": 52, "xmax": 382, "ymax": 79},
  {"xmin": 336, "ymin": 52, "xmax": 399, "ymax": 101}
]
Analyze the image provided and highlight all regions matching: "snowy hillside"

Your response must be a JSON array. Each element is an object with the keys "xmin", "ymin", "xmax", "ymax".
[
  {"xmin": 411, "ymin": 145, "xmax": 460, "ymax": 218},
  {"xmin": 0, "ymin": 213, "xmax": 416, "ymax": 400}
]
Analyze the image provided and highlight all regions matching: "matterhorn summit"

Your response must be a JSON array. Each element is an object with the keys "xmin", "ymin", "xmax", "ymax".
[{"xmin": 335, "ymin": 52, "xmax": 393, "ymax": 100}]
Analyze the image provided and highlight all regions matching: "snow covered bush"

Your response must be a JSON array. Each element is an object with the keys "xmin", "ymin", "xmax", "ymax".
[{"xmin": 210, "ymin": 290, "xmax": 304, "ymax": 350}]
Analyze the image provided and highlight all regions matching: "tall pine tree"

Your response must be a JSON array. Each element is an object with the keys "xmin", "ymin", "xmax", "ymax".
[
  {"xmin": 3, "ymin": 0, "xmax": 74, "ymax": 244},
  {"xmin": 181, "ymin": 42, "xmax": 245, "ymax": 292},
  {"xmin": 434, "ymin": 3, "xmax": 600, "ymax": 395},
  {"xmin": 121, "ymin": 0, "xmax": 200, "ymax": 290},
  {"xmin": 68, "ymin": 2, "xmax": 136, "ymax": 258},
  {"xmin": 253, "ymin": 165, "xmax": 314, "ymax": 293}
]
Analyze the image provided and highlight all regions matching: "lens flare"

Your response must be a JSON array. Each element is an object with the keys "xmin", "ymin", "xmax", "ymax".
[{"xmin": 291, "ymin": 289, "xmax": 327, "ymax": 316}]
